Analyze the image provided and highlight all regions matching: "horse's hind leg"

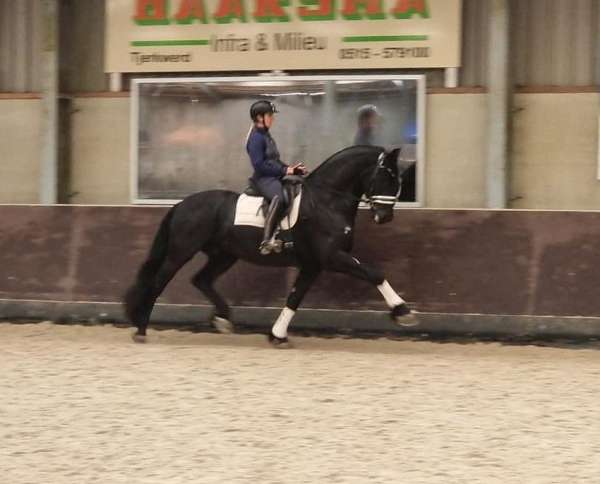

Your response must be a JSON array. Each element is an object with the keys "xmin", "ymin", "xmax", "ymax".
[
  {"xmin": 133, "ymin": 253, "xmax": 194, "ymax": 342},
  {"xmin": 191, "ymin": 252, "xmax": 238, "ymax": 333}
]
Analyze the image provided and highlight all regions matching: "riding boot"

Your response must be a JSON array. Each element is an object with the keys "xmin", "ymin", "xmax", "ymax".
[{"xmin": 259, "ymin": 196, "xmax": 284, "ymax": 255}]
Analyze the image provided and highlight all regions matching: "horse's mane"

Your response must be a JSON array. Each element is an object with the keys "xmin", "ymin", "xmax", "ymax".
[{"xmin": 307, "ymin": 145, "xmax": 384, "ymax": 179}]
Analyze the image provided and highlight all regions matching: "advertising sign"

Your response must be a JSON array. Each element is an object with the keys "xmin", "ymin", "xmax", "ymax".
[{"xmin": 106, "ymin": 0, "xmax": 462, "ymax": 72}]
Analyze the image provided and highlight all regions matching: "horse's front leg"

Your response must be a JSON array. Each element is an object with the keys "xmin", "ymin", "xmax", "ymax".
[
  {"xmin": 269, "ymin": 268, "xmax": 321, "ymax": 348},
  {"xmin": 326, "ymin": 251, "xmax": 417, "ymax": 327}
]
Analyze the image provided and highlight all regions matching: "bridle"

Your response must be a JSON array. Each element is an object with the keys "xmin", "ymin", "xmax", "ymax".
[{"xmin": 364, "ymin": 152, "xmax": 402, "ymax": 208}]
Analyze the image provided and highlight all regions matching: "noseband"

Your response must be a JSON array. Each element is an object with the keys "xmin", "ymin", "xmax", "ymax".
[{"xmin": 365, "ymin": 152, "xmax": 401, "ymax": 207}]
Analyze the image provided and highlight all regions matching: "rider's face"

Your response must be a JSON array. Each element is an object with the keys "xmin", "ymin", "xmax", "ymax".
[
  {"xmin": 256, "ymin": 113, "xmax": 274, "ymax": 129},
  {"xmin": 263, "ymin": 113, "xmax": 274, "ymax": 129}
]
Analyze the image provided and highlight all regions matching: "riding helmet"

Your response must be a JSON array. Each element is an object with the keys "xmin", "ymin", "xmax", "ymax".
[{"xmin": 250, "ymin": 100, "xmax": 278, "ymax": 121}]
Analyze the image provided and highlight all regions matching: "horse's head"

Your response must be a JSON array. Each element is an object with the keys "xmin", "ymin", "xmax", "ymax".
[{"xmin": 366, "ymin": 148, "xmax": 401, "ymax": 224}]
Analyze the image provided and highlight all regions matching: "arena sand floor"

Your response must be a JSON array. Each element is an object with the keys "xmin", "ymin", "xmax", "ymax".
[{"xmin": 2, "ymin": 322, "xmax": 600, "ymax": 484}]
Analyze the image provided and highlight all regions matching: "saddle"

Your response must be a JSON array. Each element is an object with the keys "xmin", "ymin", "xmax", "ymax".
[{"xmin": 244, "ymin": 175, "xmax": 304, "ymax": 218}]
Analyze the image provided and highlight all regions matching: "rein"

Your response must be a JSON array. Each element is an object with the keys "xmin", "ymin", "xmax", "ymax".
[
  {"xmin": 304, "ymin": 180, "xmax": 365, "ymax": 204},
  {"xmin": 304, "ymin": 152, "xmax": 401, "ymax": 208}
]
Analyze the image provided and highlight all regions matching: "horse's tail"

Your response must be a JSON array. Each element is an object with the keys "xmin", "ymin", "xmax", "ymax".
[{"xmin": 124, "ymin": 207, "xmax": 175, "ymax": 327}]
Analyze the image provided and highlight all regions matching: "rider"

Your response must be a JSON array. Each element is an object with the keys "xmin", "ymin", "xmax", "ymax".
[{"xmin": 246, "ymin": 100, "xmax": 306, "ymax": 255}]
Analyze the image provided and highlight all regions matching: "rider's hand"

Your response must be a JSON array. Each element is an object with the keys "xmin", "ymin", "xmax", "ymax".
[
  {"xmin": 287, "ymin": 163, "xmax": 308, "ymax": 176},
  {"xmin": 293, "ymin": 162, "xmax": 309, "ymax": 175}
]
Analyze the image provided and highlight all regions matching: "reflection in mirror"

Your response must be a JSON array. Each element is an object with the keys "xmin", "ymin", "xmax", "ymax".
[{"xmin": 135, "ymin": 77, "xmax": 421, "ymax": 203}]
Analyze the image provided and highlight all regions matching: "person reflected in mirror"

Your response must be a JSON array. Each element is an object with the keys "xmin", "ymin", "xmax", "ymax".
[{"xmin": 354, "ymin": 104, "xmax": 382, "ymax": 146}]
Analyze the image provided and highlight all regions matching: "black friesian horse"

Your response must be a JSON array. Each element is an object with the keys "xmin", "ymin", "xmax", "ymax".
[{"xmin": 125, "ymin": 145, "xmax": 417, "ymax": 346}]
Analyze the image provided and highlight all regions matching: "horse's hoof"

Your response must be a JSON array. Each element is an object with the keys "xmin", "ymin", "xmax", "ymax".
[
  {"xmin": 391, "ymin": 304, "xmax": 419, "ymax": 327},
  {"xmin": 131, "ymin": 332, "xmax": 147, "ymax": 343},
  {"xmin": 268, "ymin": 332, "xmax": 292, "ymax": 349},
  {"xmin": 396, "ymin": 313, "xmax": 419, "ymax": 327},
  {"xmin": 212, "ymin": 316, "xmax": 234, "ymax": 334}
]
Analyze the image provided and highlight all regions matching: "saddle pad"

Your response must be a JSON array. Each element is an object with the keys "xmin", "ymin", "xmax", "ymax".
[{"xmin": 234, "ymin": 191, "xmax": 302, "ymax": 229}]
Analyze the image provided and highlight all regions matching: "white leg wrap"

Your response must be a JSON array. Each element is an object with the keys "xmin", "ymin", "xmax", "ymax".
[
  {"xmin": 272, "ymin": 307, "xmax": 296, "ymax": 339},
  {"xmin": 377, "ymin": 280, "xmax": 405, "ymax": 308}
]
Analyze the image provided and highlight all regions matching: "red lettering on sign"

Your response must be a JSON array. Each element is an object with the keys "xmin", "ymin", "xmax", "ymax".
[
  {"xmin": 254, "ymin": 0, "xmax": 289, "ymax": 21},
  {"xmin": 214, "ymin": 0, "xmax": 247, "ymax": 22},
  {"xmin": 341, "ymin": 0, "xmax": 385, "ymax": 20},
  {"xmin": 175, "ymin": 0, "xmax": 208, "ymax": 23},
  {"xmin": 297, "ymin": 0, "xmax": 334, "ymax": 20},
  {"xmin": 134, "ymin": 0, "xmax": 169, "ymax": 24},
  {"xmin": 391, "ymin": 0, "xmax": 429, "ymax": 19}
]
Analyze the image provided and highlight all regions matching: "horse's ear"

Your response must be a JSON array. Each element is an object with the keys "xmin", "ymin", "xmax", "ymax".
[{"xmin": 384, "ymin": 147, "xmax": 401, "ymax": 164}]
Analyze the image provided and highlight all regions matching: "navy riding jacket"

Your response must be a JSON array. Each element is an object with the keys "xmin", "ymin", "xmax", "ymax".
[{"xmin": 246, "ymin": 127, "xmax": 287, "ymax": 179}]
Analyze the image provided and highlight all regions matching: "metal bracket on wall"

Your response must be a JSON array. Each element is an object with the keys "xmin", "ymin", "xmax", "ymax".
[
  {"xmin": 110, "ymin": 73, "xmax": 122, "ymax": 92},
  {"xmin": 444, "ymin": 67, "xmax": 458, "ymax": 88}
]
